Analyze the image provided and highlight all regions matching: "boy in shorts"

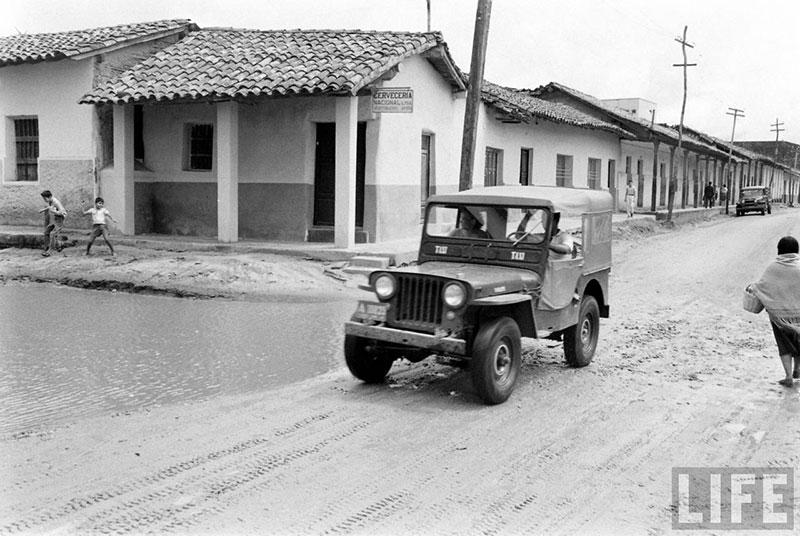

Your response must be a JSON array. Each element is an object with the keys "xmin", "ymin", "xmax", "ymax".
[{"xmin": 83, "ymin": 197, "xmax": 118, "ymax": 256}]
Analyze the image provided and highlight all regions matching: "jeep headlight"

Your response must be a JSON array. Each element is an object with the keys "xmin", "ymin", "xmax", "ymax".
[
  {"xmin": 443, "ymin": 282, "xmax": 467, "ymax": 308},
  {"xmin": 374, "ymin": 274, "xmax": 396, "ymax": 299}
]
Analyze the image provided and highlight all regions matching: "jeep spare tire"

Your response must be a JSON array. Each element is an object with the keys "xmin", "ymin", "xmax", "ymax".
[
  {"xmin": 470, "ymin": 317, "xmax": 521, "ymax": 405},
  {"xmin": 564, "ymin": 295, "xmax": 600, "ymax": 367},
  {"xmin": 345, "ymin": 335, "xmax": 393, "ymax": 383}
]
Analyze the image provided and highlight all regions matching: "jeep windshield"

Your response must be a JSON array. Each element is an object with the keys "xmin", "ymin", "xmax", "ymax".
[
  {"xmin": 741, "ymin": 189, "xmax": 764, "ymax": 199},
  {"xmin": 424, "ymin": 204, "xmax": 551, "ymax": 245}
]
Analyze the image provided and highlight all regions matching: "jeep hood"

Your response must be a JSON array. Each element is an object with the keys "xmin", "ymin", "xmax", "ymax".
[{"xmin": 379, "ymin": 262, "xmax": 542, "ymax": 298}]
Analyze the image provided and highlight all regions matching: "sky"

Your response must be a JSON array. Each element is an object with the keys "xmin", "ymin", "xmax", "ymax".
[{"xmin": 4, "ymin": 0, "xmax": 799, "ymax": 146}]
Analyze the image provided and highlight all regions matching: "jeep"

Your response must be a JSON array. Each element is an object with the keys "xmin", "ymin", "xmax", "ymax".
[
  {"xmin": 736, "ymin": 186, "xmax": 771, "ymax": 216},
  {"xmin": 344, "ymin": 185, "xmax": 613, "ymax": 404}
]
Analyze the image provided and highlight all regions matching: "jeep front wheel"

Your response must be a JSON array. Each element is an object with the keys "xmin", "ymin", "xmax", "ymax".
[
  {"xmin": 344, "ymin": 335, "xmax": 393, "ymax": 383},
  {"xmin": 564, "ymin": 295, "xmax": 599, "ymax": 367},
  {"xmin": 470, "ymin": 317, "xmax": 521, "ymax": 405}
]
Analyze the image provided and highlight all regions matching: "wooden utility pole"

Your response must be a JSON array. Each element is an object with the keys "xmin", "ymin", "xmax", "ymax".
[
  {"xmin": 725, "ymin": 107, "xmax": 744, "ymax": 214},
  {"xmin": 458, "ymin": 0, "xmax": 492, "ymax": 191},
  {"xmin": 767, "ymin": 118, "xmax": 784, "ymax": 195},
  {"xmin": 667, "ymin": 26, "xmax": 696, "ymax": 222},
  {"xmin": 649, "ymin": 110, "xmax": 658, "ymax": 212},
  {"xmin": 426, "ymin": 0, "xmax": 431, "ymax": 32}
]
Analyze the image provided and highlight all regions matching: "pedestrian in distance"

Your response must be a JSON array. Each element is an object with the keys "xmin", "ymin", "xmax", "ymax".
[
  {"xmin": 703, "ymin": 181, "xmax": 715, "ymax": 208},
  {"xmin": 749, "ymin": 235, "xmax": 800, "ymax": 387},
  {"xmin": 83, "ymin": 197, "xmax": 117, "ymax": 256},
  {"xmin": 624, "ymin": 179, "xmax": 637, "ymax": 218},
  {"xmin": 719, "ymin": 184, "xmax": 728, "ymax": 206},
  {"xmin": 38, "ymin": 190, "xmax": 67, "ymax": 257}
]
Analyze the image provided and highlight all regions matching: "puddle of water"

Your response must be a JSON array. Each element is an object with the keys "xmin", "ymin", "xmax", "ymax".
[{"xmin": 0, "ymin": 282, "xmax": 355, "ymax": 435}]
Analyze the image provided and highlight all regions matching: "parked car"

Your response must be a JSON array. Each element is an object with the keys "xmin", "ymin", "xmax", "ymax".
[
  {"xmin": 343, "ymin": 185, "xmax": 613, "ymax": 404},
  {"xmin": 736, "ymin": 186, "xmax": 771, "ymax": 216}
]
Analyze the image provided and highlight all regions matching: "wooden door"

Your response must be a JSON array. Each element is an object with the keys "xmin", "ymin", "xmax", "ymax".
[{"xmin": 313, "ymin": 122, "xmax": 365, "ymax": 227}]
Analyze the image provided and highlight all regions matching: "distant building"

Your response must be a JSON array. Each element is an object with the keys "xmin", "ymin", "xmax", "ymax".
[{"xmin": 601, "ymin": 98, "xmax": 657, "ymax": 122}]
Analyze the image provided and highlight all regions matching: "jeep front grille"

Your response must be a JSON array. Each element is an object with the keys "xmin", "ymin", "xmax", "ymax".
[{"xmin": 392, "ymin": 275, "xmax": 444, "ymax": 330}]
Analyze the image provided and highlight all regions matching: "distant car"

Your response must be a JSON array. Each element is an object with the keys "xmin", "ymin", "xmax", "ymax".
[
  {"xmin": 736, "ymin": 186, "xmax": 771, "ymax": 216},
  {"xmin": 343, "ymin": 185, "xmax": 613, "ymax": 405}
]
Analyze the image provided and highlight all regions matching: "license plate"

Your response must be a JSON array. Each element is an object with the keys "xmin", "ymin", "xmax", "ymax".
[{"xmin": 354, "ymin": 301, "xmax": 389, "ymax": 322}]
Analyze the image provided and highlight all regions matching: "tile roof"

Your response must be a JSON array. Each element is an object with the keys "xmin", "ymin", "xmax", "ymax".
[
  {"xmin": 80, "ymin": 29, "xmax": 463, "ymax": 104},
  {"xmin": 531, "ymin": 82, "xmax": 730, "ymax": 157},
  {"xmin": 532, "ymin": 82, "xmax": 681, "ymax": 140},
  {"xmin": 0, "ymin": 20, "xmax": 196, "ymax": 67},
  {"xmin": 481, "ymin": 81, "xmax": 634, "ymax": 138},
  {"xmin": 681, "ymin": 126, "xmax": 769, "ymax": 162}
]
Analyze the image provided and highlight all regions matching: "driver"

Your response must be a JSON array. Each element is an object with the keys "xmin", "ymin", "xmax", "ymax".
[{"xmin": 449, "ymin": 210, "xmax": 490, "ymax": 239}]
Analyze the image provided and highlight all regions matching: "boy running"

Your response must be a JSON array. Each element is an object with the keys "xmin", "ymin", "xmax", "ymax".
[{"xmin": 83, "ymin": 197, "xmax": 117, "ymax": 256}]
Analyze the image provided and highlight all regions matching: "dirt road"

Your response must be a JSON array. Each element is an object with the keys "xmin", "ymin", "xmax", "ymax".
[{"xmin": 2, "ymin": 211, "xmax": 799, "ymax": 535}]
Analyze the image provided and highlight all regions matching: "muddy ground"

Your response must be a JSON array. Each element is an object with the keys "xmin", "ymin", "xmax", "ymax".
[
  {"xmin": 1, "ymin": 211, "xmax": 798, "ymax": 535},
  {"xmin": 0, "ymin": 243, "xmax": 363, "ymax": 302}
]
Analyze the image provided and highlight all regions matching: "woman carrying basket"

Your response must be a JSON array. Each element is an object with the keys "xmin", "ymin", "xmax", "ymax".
[{"xmin": 749, "ymin": 236, "xmax": 800, "ymax": 387}]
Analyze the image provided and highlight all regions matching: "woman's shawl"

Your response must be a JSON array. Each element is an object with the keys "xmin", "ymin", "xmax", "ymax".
[{"xmin": 751, "ymin": 253, "xmax": 800, "ymax": 335}]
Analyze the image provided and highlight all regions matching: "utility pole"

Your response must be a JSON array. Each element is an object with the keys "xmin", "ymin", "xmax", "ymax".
[
  {"xmin": 767, "ymin": 118, "xmax": 784, "ymax": 194},
  {"xmin": 426, "ymin": 0, "xmax": 431, "ymax": 32},
  {"xmin": 667, "ymin": 26, "xmax": 696, "ymax": 223},
  {"xmin": 725, "ymin": 107, "xmax": 744, "ymax": 214},
  {"xmin": 459, "ymin": 0, "xmax": 492, "ymax": 191}
]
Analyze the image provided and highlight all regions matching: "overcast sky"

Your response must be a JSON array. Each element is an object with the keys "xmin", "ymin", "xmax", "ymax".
[{"xmin": 5, "ymin": 0, "xmax": 799, "ymax": 146}]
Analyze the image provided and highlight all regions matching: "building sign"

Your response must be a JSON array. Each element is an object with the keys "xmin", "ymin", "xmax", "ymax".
[{"xmin": 372, "ymin": 87, "xmax": 413, "ymax": 113}]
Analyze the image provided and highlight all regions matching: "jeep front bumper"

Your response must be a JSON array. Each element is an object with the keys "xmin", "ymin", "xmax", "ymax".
[{"xmin": 344, "ymin": 321, "xmax": 467, "ymax": 355}]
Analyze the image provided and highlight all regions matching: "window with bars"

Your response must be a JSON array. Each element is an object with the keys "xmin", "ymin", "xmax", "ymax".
[
  {"xmin": 587, "ymin": 158, "xmax": 601, "ymax": 190},
  {"xmin": 556, "ymin": 154, "xmax": 573, "ymax": 187},
  {"xmin": 187, "ymin": 123, "xmax": 213, "ymax": 171},
  {"xmin": 14, "ymin": 118, "xmax": 39, "ymax": 181},
  {"xmin": 484, "ymin": 147, "xmax": 502, "ymax": 186}
]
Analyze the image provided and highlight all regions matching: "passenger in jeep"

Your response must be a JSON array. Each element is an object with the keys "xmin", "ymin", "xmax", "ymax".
[
  {"xmin": 449, "ymin": 210, "xmax": 490, "ymax": 239},
  {"xmin": 548, "ymin": 212, "xmax": 574, "ymax": 260}
]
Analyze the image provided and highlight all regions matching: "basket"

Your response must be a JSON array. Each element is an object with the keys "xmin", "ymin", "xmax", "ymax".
[{"xmin": 743, "ymin": 286, "xmax": 764, "ymax": 314}]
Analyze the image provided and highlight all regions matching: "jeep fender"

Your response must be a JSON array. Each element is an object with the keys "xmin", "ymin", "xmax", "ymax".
[{"xmin": 470, "ymin": 294, "xmax": 536, "ymax": 338}]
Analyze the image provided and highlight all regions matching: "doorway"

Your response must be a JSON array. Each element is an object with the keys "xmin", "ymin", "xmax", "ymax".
[{"xmin": 313, "ymin": 122, "xmax": 365, "ymax": 227}]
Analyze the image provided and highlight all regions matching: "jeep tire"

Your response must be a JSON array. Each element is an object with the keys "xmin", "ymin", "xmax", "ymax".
[
  {"xmin": 344, "ymin": 335, "xmax": 393, "ymax": 383},
  {"xmin": 470, "ymin": 317, "xmax": 521, "ymax": 405},
  {"xmin": 564, "ymin": 295, "xmax": 600, "ymax": 368}
]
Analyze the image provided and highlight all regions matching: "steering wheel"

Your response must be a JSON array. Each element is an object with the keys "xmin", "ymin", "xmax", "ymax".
[{"xmin": 506, "ymin": 230, "xmax": 530, "ymax": 240}]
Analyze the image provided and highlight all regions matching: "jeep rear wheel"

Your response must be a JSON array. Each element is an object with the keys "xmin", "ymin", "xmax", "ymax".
[
  {"xmin": 344, "ymin": 335, "xmax": 393, "ymax": 383},
  {"xmin": 564, "ymin": 295, "xmax": 599, "ymax": 367},
  {"xmin": 470, "ymin": 317, "xmax": 521, "ymax": 405}
]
